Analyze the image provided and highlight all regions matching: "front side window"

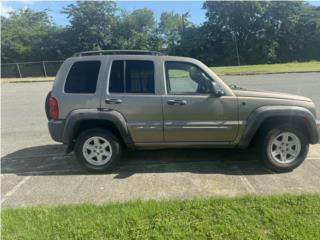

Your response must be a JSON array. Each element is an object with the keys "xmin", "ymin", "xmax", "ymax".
[
  {"xmin": 64, "ymin": 61, "xmax": 101, "ymax": 93},
  {"xmin": 109, "ymin": 60, "xmax": 155, "ymax": 94},
  {"xmin": 165, "ymin": 61, "xmax": 214, "ymax": 94}
]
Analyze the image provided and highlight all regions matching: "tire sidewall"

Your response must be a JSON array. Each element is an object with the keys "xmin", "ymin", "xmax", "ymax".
[
  {"xmin": 262, "ymin": 125, "xmax": 308, "ymax": 172},
  {"xmin": 75, "ymin": 129, "xmax": 121, "ymax": 172}
]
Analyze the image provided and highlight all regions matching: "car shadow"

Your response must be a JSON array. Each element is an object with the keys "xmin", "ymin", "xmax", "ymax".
[{"xmin": 1, "ymin": 144, "xmax": 274, "ymax": 178}]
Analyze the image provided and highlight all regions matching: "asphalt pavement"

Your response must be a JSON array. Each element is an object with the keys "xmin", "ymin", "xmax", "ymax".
[{"xmin": 1, "ymin": 72, "xmax": 320, "ymax": 207}]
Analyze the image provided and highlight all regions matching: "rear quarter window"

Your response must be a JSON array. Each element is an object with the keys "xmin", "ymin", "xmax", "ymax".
[{"xmin": 64, "ymin": 61, "xmax": 101, "ymax": 93}]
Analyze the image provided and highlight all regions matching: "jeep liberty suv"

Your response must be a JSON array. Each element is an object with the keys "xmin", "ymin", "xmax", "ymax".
[{"xmin": 46, "ymin": 50, "xmax": 319, "ymax": 172}]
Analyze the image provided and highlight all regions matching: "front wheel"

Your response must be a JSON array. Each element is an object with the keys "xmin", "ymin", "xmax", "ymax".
[
  {"xmin": 75, "ymin": 129, "xmax": 122, "ymax": 172},
  {"xmin": 259, "ymin": 125, "xmax": 309, "ymax": 172}
]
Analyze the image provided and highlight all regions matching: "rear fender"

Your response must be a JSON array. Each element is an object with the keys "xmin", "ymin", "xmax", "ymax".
[{"xmin": 62, "ymin": 109, "xmax": 134, "ymax": 148}]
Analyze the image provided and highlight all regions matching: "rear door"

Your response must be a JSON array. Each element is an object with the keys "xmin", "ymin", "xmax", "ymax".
[
  {"xmin": 162, "ymin": 61, "xmax": 238, "ymax": 142},
  {"xmin": 101, "ymin": 56, "xmax": 163, "ymax": 143}
]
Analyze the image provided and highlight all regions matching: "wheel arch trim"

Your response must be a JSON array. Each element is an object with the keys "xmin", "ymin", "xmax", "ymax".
[
  {"xmin": 238, "ymin": 105, "xmax": 319, "ymax": 148},
  {"xmin": 62, "ymin": 109, "xmax": 134, "ymax": 148}
]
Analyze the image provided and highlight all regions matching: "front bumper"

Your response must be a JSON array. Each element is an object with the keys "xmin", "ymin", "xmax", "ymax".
[{"xmin": 48, "ymin": 120, "xmax": 65, "ymax": 143}]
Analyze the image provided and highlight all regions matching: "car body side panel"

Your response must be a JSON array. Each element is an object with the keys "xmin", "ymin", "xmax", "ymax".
[
  {"xmin": 162, "ymin": 95, "xmax": 239, "ymax": 142},
  {"xmin": 236, "ymin": 96, "xmax": 317, "ymax": 122}
]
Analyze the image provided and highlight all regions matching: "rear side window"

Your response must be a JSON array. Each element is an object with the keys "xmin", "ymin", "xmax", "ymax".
[
  {"xmin": 109, "ymin": 60, "xmax": 155, "ymax": 94},
  {"xmin": 109, "ymin": 61, "xmax": 124, "ymax": 93},
  {"xmin": 64, "ymin": 61, "xmax": 101, "ymax": 93}
]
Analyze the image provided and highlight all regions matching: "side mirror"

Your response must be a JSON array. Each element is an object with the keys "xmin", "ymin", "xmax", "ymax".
[
  {"xmin": 210, "ymin": 82, "xmax": 224, "ymax": 97},
  {"xmin": 214, "ymin": 89, "xmax": 224, "ymax": 97}
]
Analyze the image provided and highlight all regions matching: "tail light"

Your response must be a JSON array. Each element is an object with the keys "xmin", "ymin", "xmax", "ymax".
[{"xmin": 49, "ymin": 97, "xmax": 59, "ymax": 120}]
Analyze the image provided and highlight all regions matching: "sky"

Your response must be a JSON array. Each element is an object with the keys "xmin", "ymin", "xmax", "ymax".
[
  {"xmin": 1, "ymin": 1, "xmax": 206, "ymax": 25},
  {"xmin": 1, "ymin": 0, "xmax": 320, "ymax": 26}
]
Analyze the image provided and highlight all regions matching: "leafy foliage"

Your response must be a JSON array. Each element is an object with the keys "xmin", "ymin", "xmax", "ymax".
[
  {"xmin": 62, "ymin": 1, "xmax": 118, "ymax": 54},
  {"xmin": 1, "ymin": 9, "xmax": 59, "ymax": 62},
  {"xmin": 1, "ymin": 1, "xmax": 320, "ymax": 65}
]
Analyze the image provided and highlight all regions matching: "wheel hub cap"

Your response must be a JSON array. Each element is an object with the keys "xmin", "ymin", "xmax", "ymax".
[
  {"xmin": 269, "ymin": 132, "xmax": 301, "ymax": 164},
  {"xmin": 82, "ymin": 136, "xmax": 112, "ymax": 166}
]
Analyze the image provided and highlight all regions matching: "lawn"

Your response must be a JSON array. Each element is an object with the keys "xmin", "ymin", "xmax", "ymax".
[
  {"xmin": 2, "ymin": 194, "xmax": 320, "ymax": 240},
  {"xmin": 212, "ymin": 61, "xmax": 320, "ymax": 75}
]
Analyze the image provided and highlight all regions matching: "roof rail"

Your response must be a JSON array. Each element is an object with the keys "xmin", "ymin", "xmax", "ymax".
[{"xmin": 73, "ymin": 50, "xmax": 165, "ymax": 57}]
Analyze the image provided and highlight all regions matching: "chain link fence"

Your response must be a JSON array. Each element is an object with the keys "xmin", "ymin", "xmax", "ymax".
[{"xmin": 1, "ymin": 60, "xmax": 63, "ymax": 78}]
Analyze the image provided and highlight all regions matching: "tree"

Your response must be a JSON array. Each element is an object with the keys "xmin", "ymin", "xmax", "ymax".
[
  {"xmin": 114, "ymin": 8, "xmax": 157, "ymax": 49},
  {"xmin": 159, "ymin": 11, "xmax": 191, "ymax": 54},
  {"xmin": 62, "ymin": 1, "xmax": 118, "ymax": 52},
  {"xmin": 203, "ymin": 1, "xmax": 280, "ymax": 65},
  {"xmin": 1, "ymin": 1, "xmax": 319, "ymax": 64},
  {"xmin": 202, "ymin": 1, "xmax": 320, "ymax": 65},
  {"xmin": 266, "ymin": 2, "xmax": 320, "ymax": 62},
  {"xmin": 1, "ymin": 8, "xmax": 59, "ymax": 62}
]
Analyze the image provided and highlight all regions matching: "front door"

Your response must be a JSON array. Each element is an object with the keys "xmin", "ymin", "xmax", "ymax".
[{"xmin": 162, "ymin": 61, "xmax": 238, "ymax": 142}]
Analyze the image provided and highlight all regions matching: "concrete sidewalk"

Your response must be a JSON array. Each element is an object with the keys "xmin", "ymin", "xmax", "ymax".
[{"xmin": 1, "ymin": 145, "xmax": 319, "ymax": 208}]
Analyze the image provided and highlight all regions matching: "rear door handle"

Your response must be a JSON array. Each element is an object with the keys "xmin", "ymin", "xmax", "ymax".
[
  {"xmin": 105, "ymin": 98, "xmax": 122, "ymax": 104},
  {"xmin": 167, "ymin": 99, "xmax": 187, "ymax": 105}
]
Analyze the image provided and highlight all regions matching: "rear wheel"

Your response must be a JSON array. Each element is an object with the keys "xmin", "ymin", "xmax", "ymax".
[
  {"xmin": 75, "ymin": 129, "xmax": 122, "ymax": 172},
  {"xmin": 259, "ymin": 125, "xmax": 309, "ymax": 172}
]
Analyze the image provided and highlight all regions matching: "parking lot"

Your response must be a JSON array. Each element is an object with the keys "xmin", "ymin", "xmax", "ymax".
[{"xmin": 2, "ymin": 72, "xmax": 320, "ymax": 207}]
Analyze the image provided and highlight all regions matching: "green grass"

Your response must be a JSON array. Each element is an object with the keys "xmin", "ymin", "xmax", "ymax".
[
  {"xmin": 2, "ymin": 194, "xmax": 320, "ymax": 240},
  {"xmin": 212, "ymin": 61, "xmax": 320, "ymax": 75}
]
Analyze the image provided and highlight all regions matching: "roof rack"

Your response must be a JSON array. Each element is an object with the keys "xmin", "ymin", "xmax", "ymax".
[{"xmin": 73, "ymin": 50, "xmax": 165, "ymax": 57}]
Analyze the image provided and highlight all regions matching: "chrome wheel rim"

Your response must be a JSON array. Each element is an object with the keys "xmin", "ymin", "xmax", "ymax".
[
  {"xmin": 269, "ymin": 132, "xmax": 301, "ymax": 164},
  {"xmin": 82, "ymin": 136, "xmax": 112, "ymax": 166}
]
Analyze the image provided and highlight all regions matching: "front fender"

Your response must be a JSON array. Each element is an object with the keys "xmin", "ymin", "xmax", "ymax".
[{"xmin": 238, "ymin": 106, "xmax": 319, "ymax": 148}]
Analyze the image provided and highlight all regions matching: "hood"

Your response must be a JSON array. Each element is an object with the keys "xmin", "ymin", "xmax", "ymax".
[{"xmin": 233, "ymin": 89, "xmax": 312, "ymax": 102}]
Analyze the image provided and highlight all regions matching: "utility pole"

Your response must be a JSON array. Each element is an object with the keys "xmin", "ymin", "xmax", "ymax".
[
  {"xmin": 231, "ymin": 32, "xmax": 240, "ymax": 66},
  {"xmin": 181, "ymin": 12, "xmax": 189, "ymax": 34}
]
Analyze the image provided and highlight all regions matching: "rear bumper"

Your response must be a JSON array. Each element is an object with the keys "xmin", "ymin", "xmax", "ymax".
[{"xmin": 48, "ymin": 120, "xmax": 65, "ymax": 143}]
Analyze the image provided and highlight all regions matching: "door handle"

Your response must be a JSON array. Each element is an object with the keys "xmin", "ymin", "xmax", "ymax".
[
  {"xmin": 105, "ymin": 98, "xmax": 122, "ymax": 104},
  {"xmin": 167, "ymin": 99, "xmax": 187, "ymax": 105}
]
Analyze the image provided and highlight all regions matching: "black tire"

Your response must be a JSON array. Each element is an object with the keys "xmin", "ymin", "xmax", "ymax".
[
  {"xmin": 45, "ymin": 91, "xmax": 52, "ymax": 120},
  {"xmin": 74, "ymin": 128, "xmax": 122, "ymax": 173},
  {"xmin": 259, "ymin": 124, "xmax": 309, "ymax": 172}
]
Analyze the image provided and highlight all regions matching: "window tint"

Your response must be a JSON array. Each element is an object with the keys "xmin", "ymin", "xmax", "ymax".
[
  {"xmin": 64, "ymin": 61, "xmax": 100, "ymax": 93},
  {"xmin": 109, "ymin": 60, "xmax": 124, "ymax": 93},
  {"xmin": 109, "ymin": 60, "xmax": 155, "ymax": 94},
  {"xmin": 126, "ymin": 61, "xmax": 154, "ymax": 93},
  {"xmin": 165, "ymin": 61, "xmax": 214, "ymax": 94}
]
